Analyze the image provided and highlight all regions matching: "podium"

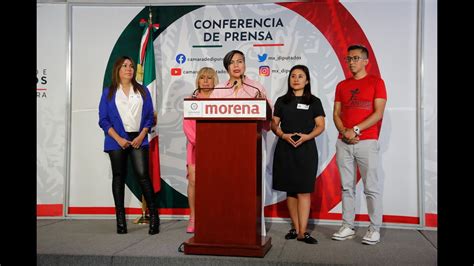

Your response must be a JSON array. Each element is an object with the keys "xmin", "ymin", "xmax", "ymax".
[{"xmin": 182, "ymin": 98, "xmax": 272, "ymax": 257}]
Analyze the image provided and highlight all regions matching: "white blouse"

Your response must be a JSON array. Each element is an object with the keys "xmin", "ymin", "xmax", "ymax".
[{"xmin": 115, "ymin": 85, "xmax": 143, "ymax": 132}]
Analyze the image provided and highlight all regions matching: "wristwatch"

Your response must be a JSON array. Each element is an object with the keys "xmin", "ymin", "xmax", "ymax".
[{"xmin": 353, "ymin": 126, "xmax": 361, "ymax": 136}]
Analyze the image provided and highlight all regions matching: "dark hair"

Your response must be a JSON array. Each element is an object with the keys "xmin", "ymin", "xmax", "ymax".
[
  {"xmin": 348, "ymin": 44, "xmax": 369, "ymax": 59},
  {"xmin": 283, "ymin": 65, "xmax": 313, "ymax": 105},
  {"xmin": 223, "ymin": 50, "xmax": 245, "ymax": 72},
  {"xmin": 108, "ymin": 56, "xmax": 146, "ymax": 100}
]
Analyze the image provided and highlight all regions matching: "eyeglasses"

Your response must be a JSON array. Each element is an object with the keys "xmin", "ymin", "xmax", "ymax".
[{"xmin": 345, "ymin": 56, "xmax": 366, "ymax": 63}]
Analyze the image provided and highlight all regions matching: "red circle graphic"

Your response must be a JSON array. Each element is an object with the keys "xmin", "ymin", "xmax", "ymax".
[{"xmin": 265, "ymin": 1, "xmax": 381, "ymax": 220}]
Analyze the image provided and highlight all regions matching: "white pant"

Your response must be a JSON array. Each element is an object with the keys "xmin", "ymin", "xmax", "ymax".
[{"xmin": 336, "ymin": 139, "xmax": 383, "ymax": 232}]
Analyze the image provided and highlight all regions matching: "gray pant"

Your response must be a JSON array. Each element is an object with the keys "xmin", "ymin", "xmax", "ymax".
[{"xmin": 336, "ymin": 139, "xmax": 383, "ymax": 232}]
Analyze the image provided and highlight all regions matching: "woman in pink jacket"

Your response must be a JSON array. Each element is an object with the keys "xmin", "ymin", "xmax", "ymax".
[{"xmin": 183, "ymin": 67, "xmax": 219, "ymax": 233}]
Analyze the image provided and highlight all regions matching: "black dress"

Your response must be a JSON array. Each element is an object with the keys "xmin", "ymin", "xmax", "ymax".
[{"xmin": 272, "ymin": 95, "xmax": 325, "ymax": 193}]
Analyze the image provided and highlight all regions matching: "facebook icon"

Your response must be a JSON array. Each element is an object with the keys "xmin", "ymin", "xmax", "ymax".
[{"xmin": 176, "ymin": 54, "xmax": 186, "ymax": 64}]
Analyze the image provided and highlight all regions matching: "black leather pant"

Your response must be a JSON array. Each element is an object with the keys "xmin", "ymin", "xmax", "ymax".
[{"xmin": 108, "ymin": 145, "xmax": 156, "ymax": 212}]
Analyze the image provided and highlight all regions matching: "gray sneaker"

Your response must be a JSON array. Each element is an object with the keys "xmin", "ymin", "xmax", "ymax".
[
  {"xmin": 361, "ymin": 229, "xmax": 380, "ymax": 245},
  {"xmin": 332, "ymin": 226, "xmax": 356, "ymax": 241}
]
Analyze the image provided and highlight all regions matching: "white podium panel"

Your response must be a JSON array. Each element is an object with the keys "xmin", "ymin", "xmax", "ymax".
[{"xmin": 183, "ymin": 98, "xmax": 267, "ymax": 120}]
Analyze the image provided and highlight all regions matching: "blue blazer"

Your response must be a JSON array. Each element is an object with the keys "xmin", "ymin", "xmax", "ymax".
[{"xmin": 98, "ymin": 86, "xmax": 154, "ymax": 152}]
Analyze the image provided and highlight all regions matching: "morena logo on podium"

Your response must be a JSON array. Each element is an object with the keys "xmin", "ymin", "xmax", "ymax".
[
  {"xmin": 204, "ymin": 103, "xmax": 260, "ymax": 115},
  {"xmin": 183, "ymin": 99, "xmax": 267, "ymax": 119}
]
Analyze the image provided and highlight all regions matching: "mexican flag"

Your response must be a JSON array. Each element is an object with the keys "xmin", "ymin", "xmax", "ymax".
[
  {"xmin": 137, "ymin": 14, "xmax": 161, "ymax": 193},
  {"xmin": 104, "ymin": 6, "xmax": 200, "ymax": 209}
]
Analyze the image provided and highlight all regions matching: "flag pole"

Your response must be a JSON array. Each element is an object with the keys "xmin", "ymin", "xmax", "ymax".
[
  {"xmin": 133, "ymin": 5, "xmax": 154, "ymax": 225},
  {"xmin": 133, "ymin": 195, "xmax": 149, "ymax": 224}
]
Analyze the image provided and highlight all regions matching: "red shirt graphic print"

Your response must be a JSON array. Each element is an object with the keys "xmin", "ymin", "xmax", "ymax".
[{"xmin": 335, "ymin": 74, "xmax": 387, "ymax": 140}]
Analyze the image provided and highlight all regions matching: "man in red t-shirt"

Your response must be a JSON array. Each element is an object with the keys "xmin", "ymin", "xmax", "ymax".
[{"xmin": 331, "ymin": 44, "xmax": 387, "ymax": 245}]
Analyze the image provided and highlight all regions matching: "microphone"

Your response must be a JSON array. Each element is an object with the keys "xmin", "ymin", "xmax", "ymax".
[
  {"xmin": 192, "ymin": 81, "xmax": 237, "ymax": 98},
  {"xmin": 191, "ymin": 88, "xmax": 200, "ymax": 98},
  {"xmin": 241, "ymin": 76, "xmax": 264, "ymax": 98},
  {"xmin": 213, "ymin": 80, "xmax": 238, "ymax": 90},
  {"xmin": 210, "ymin": 80, "xmax": 238, "ymax": 98}
]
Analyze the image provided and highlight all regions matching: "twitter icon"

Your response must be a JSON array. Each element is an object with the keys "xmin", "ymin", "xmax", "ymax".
[{"xmin": 258, "ymin": 53, "xmax": 268, "ymax": 62}]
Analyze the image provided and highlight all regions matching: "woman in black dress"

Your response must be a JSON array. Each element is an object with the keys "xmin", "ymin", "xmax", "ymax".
[{"xmin": 271, "ymin": 65, "xmax": 325, "ymax": 244}]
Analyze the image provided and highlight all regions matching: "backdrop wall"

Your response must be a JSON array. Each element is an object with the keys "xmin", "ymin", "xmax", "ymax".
[{"xmin": 37, "ymin": 0, "xmax": 437, "ymax": 229}]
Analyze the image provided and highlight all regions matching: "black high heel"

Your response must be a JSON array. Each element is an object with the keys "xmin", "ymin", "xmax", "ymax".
[
  {"xmin": 116, "ymin": 208, "xmax": 127, "ymax": 234},
  {"xmin": 285, "ymin": 229, "xmax": 297, "ymax": 239},
  {"xmin": 139, "ymin": 178, "xmax": 160, "ymax": 235},
  {"xmin": 297, "ymin": 232, "xmax": 318, "ymax": 244},
  {"xmin": 148, "ymin": 209, "xmax": 160, "ymax": 235}
]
